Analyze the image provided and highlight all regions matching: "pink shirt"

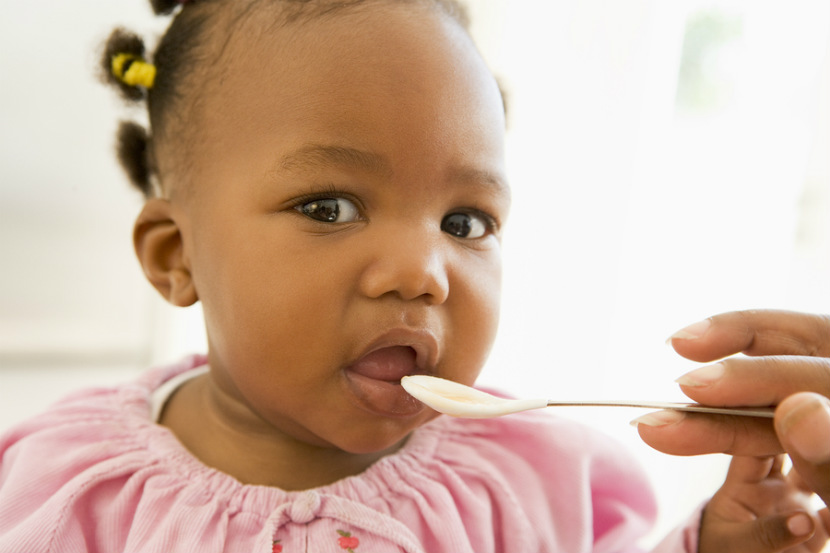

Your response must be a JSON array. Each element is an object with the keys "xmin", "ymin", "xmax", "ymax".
[{"xmin": 0, "ymin": 355, "xmax": 699, "ymax": 552}]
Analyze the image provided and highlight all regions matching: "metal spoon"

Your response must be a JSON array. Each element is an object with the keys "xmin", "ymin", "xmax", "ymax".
[{"xmin": 400, "ymin": 375, "xmax": 775, "ymax": 419}]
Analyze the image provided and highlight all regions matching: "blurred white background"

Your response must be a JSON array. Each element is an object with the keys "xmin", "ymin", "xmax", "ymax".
[{"xmin": 1, "ymin": 0, "xmax": 828, "ymax": 547}]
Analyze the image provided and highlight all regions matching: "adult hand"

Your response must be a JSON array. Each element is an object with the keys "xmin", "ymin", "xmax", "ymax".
[{"xmin": 635, "ymin": 309, "xmax": 830, "ymax": 507}]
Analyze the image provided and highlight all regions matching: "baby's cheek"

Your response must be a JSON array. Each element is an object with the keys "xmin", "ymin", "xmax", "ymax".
[{"xmin": 461, "ymin": 286, "xmax": 501, "ymax": 357}]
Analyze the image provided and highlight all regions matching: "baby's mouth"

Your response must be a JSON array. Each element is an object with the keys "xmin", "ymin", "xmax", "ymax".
[
  {"xmin": 343, "ymin": 345, "xmax": 426, "ymax": 417},
  {"xmin": 346, "ymin": 346, "xmax": 418, "ymax": 382}
]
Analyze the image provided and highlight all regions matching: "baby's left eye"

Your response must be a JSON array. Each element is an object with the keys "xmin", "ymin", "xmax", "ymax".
[
  {"xmin": 297, "ymin": 197, "xmax": 360, "ymax": 223},
  {"xmin": 441, "ymin": 212, "xmax": 490, "ymax": 239}
]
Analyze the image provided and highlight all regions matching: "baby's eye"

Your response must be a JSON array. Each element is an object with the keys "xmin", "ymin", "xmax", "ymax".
[
  {"xmin": 441, "ymin": 212, "xmax": 491, "ymax": 239},
  {"xmin": 297, "ymin": 198, "xmax": 360, "ymax": 223}
]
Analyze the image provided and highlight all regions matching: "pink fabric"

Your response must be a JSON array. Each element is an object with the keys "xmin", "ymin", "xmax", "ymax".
[{"xmin": 0, "ymin": 355, "xmax": 699, "ymax": 552}]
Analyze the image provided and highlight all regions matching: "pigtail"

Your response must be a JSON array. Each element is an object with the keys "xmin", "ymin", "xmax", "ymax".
[
  {"xmin": 116, "ymin": 121, "xmax": 154, "ymax": 198},
  {"xmin": 100, "ymin": 28, "xmax": 157, "ymax": 196},
  {"xmin": 101, "ymin": 28, "xmax": 152, "ymax": 101}
]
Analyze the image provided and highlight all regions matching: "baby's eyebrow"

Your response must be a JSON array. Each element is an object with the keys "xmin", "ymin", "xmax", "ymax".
[
  {"xmin": 275, "ymin": 143, "xmax": 510, "ymax": 198},
  {"xmin": 447, "ymin": 166, "xmax": 510, "ymax": 199},
  {"xmin": 278, "ymin": 144, "xmax": 393, "ymax": 177}
]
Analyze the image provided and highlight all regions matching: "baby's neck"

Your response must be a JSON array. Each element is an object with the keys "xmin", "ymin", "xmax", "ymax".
[{"xmin": 158, "ymin": 374, "xmax": 404, "ymax": 490}]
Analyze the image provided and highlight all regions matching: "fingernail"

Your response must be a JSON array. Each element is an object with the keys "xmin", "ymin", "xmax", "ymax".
[
  {"xmin": 630, "ymin": 410, "xmax": 686, "ymax": 427},
  {"xmin": 666, "ymin": 319, "xmax": 711, "ymax": 344},
  {"xmin": 675, "ymin": 363, "xmax": 724, "ymax": 387},
  {"xmin": 786, "ymin": 513, "xmax": 813, "ymax": 537},
  {"xmin": 781, "ymin": 397, "xmax": 830, "ymax": 464}
]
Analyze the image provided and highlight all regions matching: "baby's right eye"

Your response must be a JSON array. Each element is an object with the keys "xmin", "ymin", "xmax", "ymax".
[{"xmin": 296, "ymin": 197, "xmax": 360, "ymax": 223}]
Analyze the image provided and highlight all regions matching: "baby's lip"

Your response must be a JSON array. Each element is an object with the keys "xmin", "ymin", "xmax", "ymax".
[
  {"xmin": 348, "ymin": 328, "xmax": 438, "ymax": 379},
  {"xmin": 342, "ymin": 328, "xmax": 439, "ymax": 418}
]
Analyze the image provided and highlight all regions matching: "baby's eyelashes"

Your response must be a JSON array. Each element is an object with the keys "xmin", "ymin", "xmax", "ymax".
[{"xmin": 296, "ymin": 197, "xmax": 361, "ymax": 223}]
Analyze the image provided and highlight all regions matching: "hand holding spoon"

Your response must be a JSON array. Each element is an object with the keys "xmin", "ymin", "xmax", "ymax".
[{"xmin": 400, "ymin": 375, "xmax": 775, "ymax": 419}]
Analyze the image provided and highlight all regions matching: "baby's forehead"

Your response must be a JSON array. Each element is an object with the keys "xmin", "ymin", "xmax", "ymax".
[
  {"xmin": 191, "ymin": 0, "xmax": 483, "ymax": 119},
  {"xmin": 180, "ymin": 2, "xmax": 504, "ymax": 187}
]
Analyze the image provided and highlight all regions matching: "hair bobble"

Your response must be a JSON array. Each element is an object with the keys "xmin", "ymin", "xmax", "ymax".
[{"xmin": 111, "ymin": 53, "xmax": 156, "ymax": 89}]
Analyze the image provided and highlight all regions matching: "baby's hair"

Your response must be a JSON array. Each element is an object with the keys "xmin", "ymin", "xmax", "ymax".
[
  {"xmin": 151, "ymin": 0, "xmax": 191, "ymax": 15},
  {"xmin": 100, "ymin": 0, "xmax": 476, "ymax": 199}
]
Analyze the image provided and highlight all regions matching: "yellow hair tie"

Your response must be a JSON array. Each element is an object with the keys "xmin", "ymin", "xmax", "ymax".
[{"xmin": 112, "ymin": 53, "xmax": 156, "ymax": 89}]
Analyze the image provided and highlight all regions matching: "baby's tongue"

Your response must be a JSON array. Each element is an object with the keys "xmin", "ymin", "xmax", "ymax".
[{"xmin": 349, "ymin": 346, "xmax": 416, "ymax": 382}]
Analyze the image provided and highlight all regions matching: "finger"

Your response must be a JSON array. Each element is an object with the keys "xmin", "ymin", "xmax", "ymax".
[
  {"xmin": 634, "ymin": 410, "xmax": 783, "ymax": 457},
  {"xmin": 675, "ymin": 356, "xmax": 830, "ymax": 407},
  {"xmin": 787, "ymin": 465, "xmax": 818, "ymax": 494},
  {"xmin": 776, "ymin": 393, "xmax": 830, "ymax": 507},
  {"xmin": 723, "ymin": 455, "xmax": 778, "ymax": 485},
  {"xmin": 808, "ymin": 509, "xmax": 830, "ymax": 553},
  {"xmin": 769, "ymin": 454, "xmax": 786, "ymax": 476},
  {"xmin": 821, "ymin": 508, "xmax": 830, "ymax": 535},
  {"xmin": 667, "ymin": 310, "xmax": 830, "ymax": 362},
  {"xmin": 700, "ymin": 512, "xmax": 815, "ymax": 553}
]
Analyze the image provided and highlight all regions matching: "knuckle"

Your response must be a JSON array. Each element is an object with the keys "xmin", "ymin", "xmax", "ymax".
[
  {"xmin": 730, "ymin": 417, "xmax": 782, "ymax": 456},
  {"xmin": 751, "ymin": 518, "xmax": 787, "ymax": 551},
  {"xmin": 714, "ymin": 418, "xmax": 741, "ymax": 455},
  {"xmin": 809, "ymin": 314, "xmax": 830, "ymax": 356}
]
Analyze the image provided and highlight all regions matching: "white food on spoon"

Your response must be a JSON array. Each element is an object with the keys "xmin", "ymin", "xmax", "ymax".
[{"xmin": 400, "ymin": 375, "xmax": 547, "ymax": 418}]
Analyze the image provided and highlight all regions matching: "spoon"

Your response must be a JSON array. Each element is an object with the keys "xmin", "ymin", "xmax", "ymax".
[{"xmin": 400, "ymin": 375, "xmax": 775, "ymax": 419}]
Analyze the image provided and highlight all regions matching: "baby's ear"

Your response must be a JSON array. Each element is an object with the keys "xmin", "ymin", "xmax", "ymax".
[{"xmin": 133, "ymin": 198, "xmax": 198, "ymax": 307}]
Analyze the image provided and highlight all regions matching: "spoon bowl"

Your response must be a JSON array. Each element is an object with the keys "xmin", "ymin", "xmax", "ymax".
[{"xmin": 401, "ymin": 375, "xmax": 548, "ymax": 418}]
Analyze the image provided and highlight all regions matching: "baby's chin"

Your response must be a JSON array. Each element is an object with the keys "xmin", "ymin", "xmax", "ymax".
[{"xmin": 321, "ymin": 417, "xmax": 433, "ymax": 458}]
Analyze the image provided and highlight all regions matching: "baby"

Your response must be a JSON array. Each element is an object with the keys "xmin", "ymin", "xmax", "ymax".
[{"xmin": 0, "ymin": 1, "xmax": 825, "ymax": 552}]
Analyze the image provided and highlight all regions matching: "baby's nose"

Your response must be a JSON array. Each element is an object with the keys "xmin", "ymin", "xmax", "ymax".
[{"xmin": 358, "ymin": 229, "xmax": 450, "ymax": 304}]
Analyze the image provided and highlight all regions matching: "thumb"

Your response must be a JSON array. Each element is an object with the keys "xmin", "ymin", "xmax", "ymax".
[
  {"xmin": 702, "ymin": 512, "xmax": 815, "ymax": 553},
  {"xmin": 776, "ymin": 393, "xmax": 830, "ymax": 506}
]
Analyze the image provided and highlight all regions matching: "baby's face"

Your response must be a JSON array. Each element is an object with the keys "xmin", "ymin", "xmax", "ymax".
[{"xmin": 177, "ymin": 4, "xmax": 508, "ymax": 453}]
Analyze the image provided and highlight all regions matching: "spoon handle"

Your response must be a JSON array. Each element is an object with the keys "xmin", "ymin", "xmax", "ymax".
[{"xmin": 546, "ymin": 400, "xmax": 775, "ymax": 418}]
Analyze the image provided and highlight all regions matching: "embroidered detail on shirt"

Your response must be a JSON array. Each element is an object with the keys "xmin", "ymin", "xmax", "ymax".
[
  {"xmin": 337, "ymin": 529, "xmax": 360, "ymax": 552},
  {"xmin": 272, "ymin": 539, "xmax": 283, "ymax": 553}
]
